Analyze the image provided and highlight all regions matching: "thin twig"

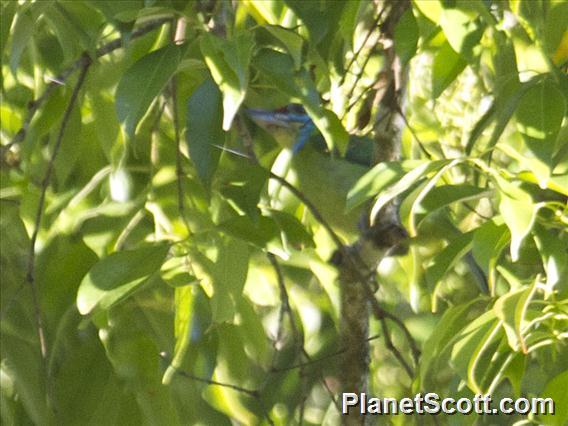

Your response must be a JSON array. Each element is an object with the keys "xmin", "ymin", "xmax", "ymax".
[
  {"xmin": 271, "ymin": 334, "xmax": 382, "ymax": 373},
  {"xmin": 3, "ymin": 17, "xmax": 170, "ymax": 155},
  {"xmin": 379, "ymin": 317, "xmax": 414, "ymax": 378},
  {"xmin": 26, "ymin": 57, "xmax": 91, "ymax": 359},
  {"xmin": 339, "ymin": 6, "xmax": 387, "ymax": 87},
  {"xmin": 394, "ymin": 105, "xmax": 433, "ymax": 160}
]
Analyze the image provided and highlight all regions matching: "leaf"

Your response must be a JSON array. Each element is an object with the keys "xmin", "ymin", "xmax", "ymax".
[
  {"xmin": 472, "ymin": 219, "xmax": 509, "ymax": 291},
  {"xmin": 200, "ymin": 33, "xmax": 253, "ymax": 130},
  {"xmin": 264, "ymin": 25, "xmax": 304, "ymax": 69},
  {"xmin": 420, "ymin": 300, "xmax": 482, "ymax": 388},
  {"xmin": 76, "ymin": 243, "xmax": 169, "ymax": 315},
  {"xmin": 540, "ymin": 370, "xmax": 568, "ymax": 426},
  {"xmin": 267, "ymin": 209, "xmax": 315, "ymax": 249},
  {"xmin": 9, "ymin": 10, "xmax": 34, "ymax": 77},
  {"xmin": 450, "ymin": 310, "xmax": 501, "ymax": 394},
  {"xmin": 217, "ymin": 215, "xmax": 279, "ymax": 248},
  {"xmin": 284, "ymin": 0, "xmax": 346, "ymax": 45},
  {"xmin": 515, "ymin": 78, "xmax": 566, "ymax": 179},
  {"xmin": 369, "ymin": 160, "xmax": 451, "ymax": 221},
  {"xmin": 439, "ymin": 7, "xmax": 485, "ymax": 62},
  {"xmin": 211, "ymin": 239, "xmax": 249, "ymax": 323},
  {"xmin": 495, "ymin": 176, "xmax": 536, "ymax": 262},
  {"xmin": 162, "ymin": 285, "xmax": 196, "ymax": 385},
  {"xmin": 394, "ymin": 8, "xmax": 419, "ymax": 65},
  {"xmin": 346, "ymin": 160, "xmax": 423, "ymax": 211},
  {"xmin": 186, "ymin": 77, "xmax": 225, "ymax": 188},
  {"xmin": 425, "ymin": 231, "xmax": 474, "ymax": 289},
  {"xmin": 431, "ymin": 41, "xmax": 467, "ymax": 99},
  {"xmin": 493, "ymin": 283, "xmax": 536, "ymax": 353},
  {"xmin": 0, "ymin": 1, "xmax": 17, "ymax": 58},
  {"xmin": 533, "ymin": 226, "xmax": 568, "ymax": 295},
  {"xmin": 116, "ymin": 44, "xmax": 184, "ymax": 139},
  {"xmin": 414, "ymin": 0, "xmax": 442, "ymax": 23},
  {"xmin": 415, "ymin": 184, "xmax": 487, "ymax": 216}
]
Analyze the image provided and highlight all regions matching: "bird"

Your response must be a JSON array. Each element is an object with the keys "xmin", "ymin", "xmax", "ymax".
[{"xmin": 246, "ymin": 104, "xmax": 316, "ymax": 154}]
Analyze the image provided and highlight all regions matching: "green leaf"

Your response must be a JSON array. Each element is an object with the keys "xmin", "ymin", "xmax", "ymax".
[
  {"xmin": 264, "ymin": 25, "xmax": 304, "ymax": 70},
  {"xmin": 533, "ymin": 226, "xmax": 568, "ymax": 295},
  {"xmin": 394, "ymin": 8, "xmax": 419, "ymax": 65},
  {"xmin": 496, "ymin": 176, "xmax": 536, "ymax": 262},
  {"xmin": 439, "ymin": 7, "xmax": 484, "ymax": 62},
  {"xmin": 0, "ymin": 1, "xmax": 17, "ymax": 58},
  {"xmin": 515, "ymin": 78, "xmax": 566, "ymax": 178},
  {"xmin": 493, "ymin": 283, "xmax": 536, "ymax": 352},
  {"xmin": 450, "ymin": 310, "xmax": 501, "ymax": 394},
  {"xmin": 420, "ymin": 299, "xmax": 482, "ymax": 388},
  {"xmin": 540, "ymin": 370, "xmax": 568, "ymax": 426},
  {"xmin": 431, "ymin": 41, "xmax": 467, "ymax": 99},
  {"xmin": 425, "ymin": 231, "xmax": 474, "ymax": 289},
  {"xmin": 267, "ymin": 209, "xmax": 314, "ymax": 249},
  {"xmin": 369, "ymin": 160, "xmax": 451, "ymax": 221},
  {"xmin": 162, "ymin": 285, "xmax": 196, "ymax": 385},
  {"xmin": 346, "ymin": 160, "xmax": 423, "ymax": 211},
  {"xmin": 217, "ymin": 215, "xmax": 279, "ymax": 248},
  {"xmin": 472, "ymin": 219, "xmax": 509, "ymax": 291},
  {"xmin": 415, "ymin": 184, "xmax": 487, "ymax": 217},
  {"xmin": 116, "ymin": 44, "xmax": 184, "ymax": 139},
  {"xmin": 284, "ymin": 0, "xmax": 346, "ymax": 45},
  {"xmin": 9, "ymin": 10, "xmax": 34, "ymax": 77},
  {"xmin": 76, "ymin": 243, "xmax": 169, "ymax": 315},
  {"xmin": 186, "ymin": 77, "xmax": 225, "ymax": 188},
  {"xmin": 211, "ymin": 239, "xmax": 249, "ymax": 323},
  {"xmin": 200, "ymin": 33, "xmax": 253, "ymax": 130}
]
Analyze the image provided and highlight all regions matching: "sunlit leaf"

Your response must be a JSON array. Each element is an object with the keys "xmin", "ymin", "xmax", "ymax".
[
  {"xmin": 493, "ymin": 284, "xmax": 536, "ymax": 352},
  {"xmin": 116, "ymin": 44, "xmax": 185, "ymax": 139},
  {"xmin": 76, "ymin": 243, "xmax": 169, "ymax": 315},
  {"xmin": 495, "ymin": 176, "xmax": 537, "ymax": 262},
  {"xmin": 200, "ymin": 33, "xmax": 253, "ymax": 130},
  {"xmin": 432, "ymin": 41, "xmax": 467, "ymax": 99},
  {"xmin": 346, "ymin": 160, "xmax": 424, "ymax": 211}
]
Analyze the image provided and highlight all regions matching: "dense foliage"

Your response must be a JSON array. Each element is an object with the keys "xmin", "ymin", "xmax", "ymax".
[{"xmin": 1, "ymin": 0, "xmax": 567, "ymax": 424}]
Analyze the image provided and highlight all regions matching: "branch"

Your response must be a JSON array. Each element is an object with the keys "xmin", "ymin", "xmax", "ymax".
[
  {"xmin": 3, "ymin": 17, "xmax": 170, "ymax": 155},
  {"xmin": 26, "ymin": 56, "xmax": 91, "ymax": 359}
]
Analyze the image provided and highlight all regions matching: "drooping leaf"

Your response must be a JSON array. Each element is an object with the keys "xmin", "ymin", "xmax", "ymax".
[
  {"xmin": 439, "ymin": 7, "xmax": 485, "ymax": 62},
  {"xmin": 186, "ymin": 77, "xmax": 225, "ymax": 188},
  {"xmin": 76, "ymin": 243, "xmax": 170, "ymax": 315},
  {"xmin": 394, "ymin": 8, "xmax": 419, "ymax": 65},
  {"xmin": 9, "ymin": 10, "xmax": 34, "ymax": 77},
  {"xmin": 200, "ymin": 33, "xmax": 253, "ymax": 130},
  {"xmin": 533, "ymin": 226, "xmax": 568, "ymax": 295},
  {"xmin": 493, "ymin": 283, "xmax": 536, "ymax": 353},
  {"xmin": 346, "ymin": 160, "xmax": 424, "ymax": 211},
  {"xmin": 415, "ymin": 184, "xmax": 488, "ymax": 217},
  {"xmin": 495, "ymin": 176, "xmax": 537, "ymax": 262},
  {"xmin": 431, "ymin": 41, "xmax": 467, "ymax": 99},
  {"xmin": 540, "ymin": 370, "xmax": 568, "ymax": 426},
  {"xmin": 425, "ymin": 231, "xmax": 474, "ymax": 289},
  {"xmin": 369, "ymin": 160, "xmax": 451, "ymax": 221},
  {"xmin": 116, "ymin": 44, "xmax": 185, "ymax": 139}
]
